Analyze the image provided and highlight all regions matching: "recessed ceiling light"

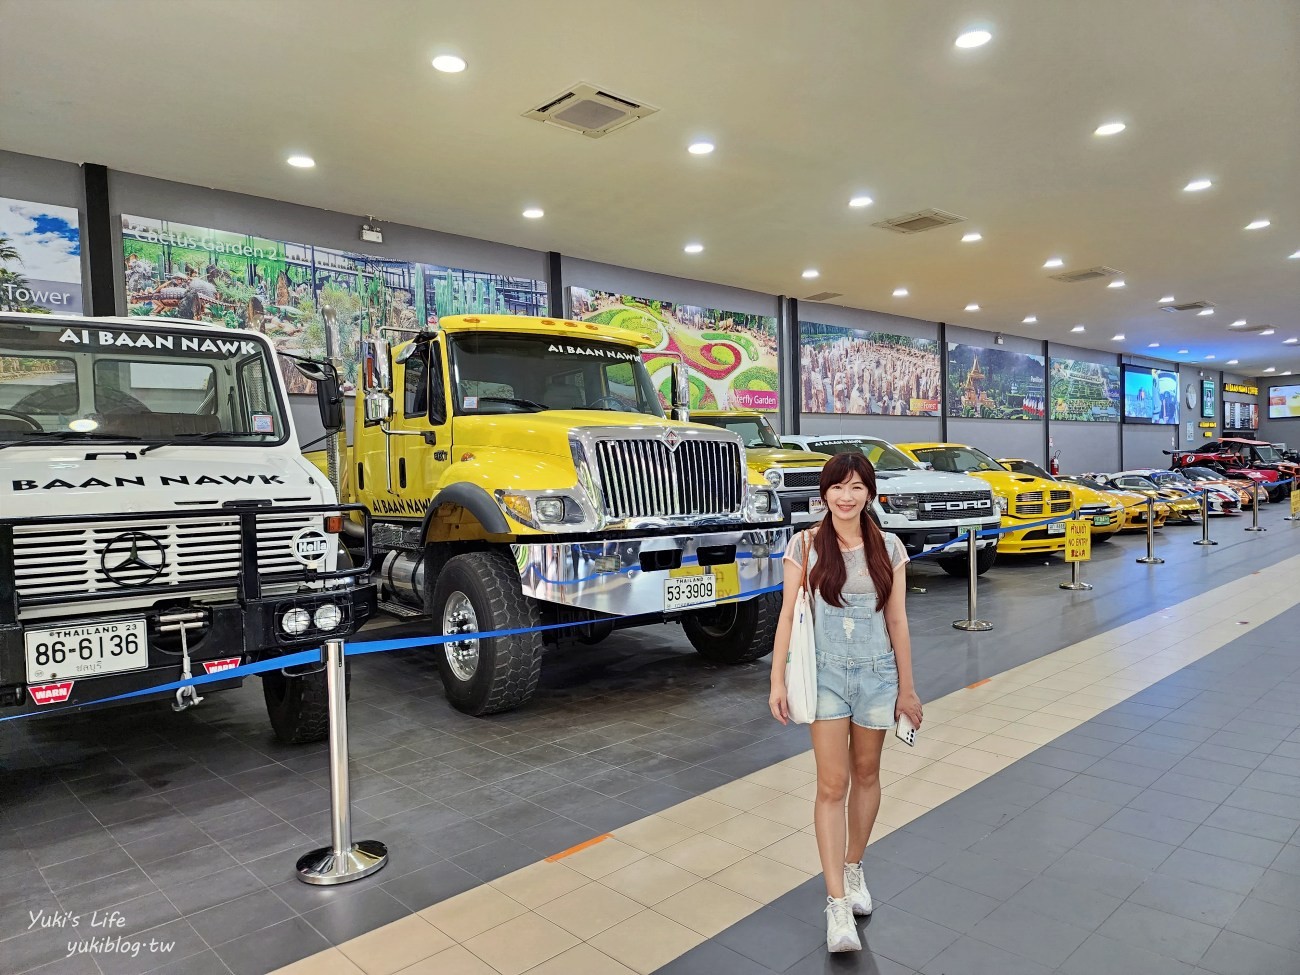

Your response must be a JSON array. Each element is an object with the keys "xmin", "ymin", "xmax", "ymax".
[
  {"xmin": 1184, "ymin": 178, "xmax": 1213, "ymax": 192},
  {"xmin": 1290, "ymin": 250, "xmax": 1300, "ymax": 259},
  {"xmin": 1285, "ymin": 338, "xmax": 1299, "ymax": 345},
  {"xmin": 1113, "ymin": 334, "xmax": 1126, "ymax": 341},
  {"xmin": 286, "ymin": 155, "xmax": 315, "ymax": 168},
  {"xmin": 849, "ymin": 195, "xmax": 874, "ymax": 208},
  {"xmin": 683, "ymin": 242, "xmax": 704, "ymax": 254},
  {"xmin": 1043, "ymin": 257, "xmax": 1064, "ymax": 268},
  {"xmin": 1158, "ymin": 295, "xmax": 1175, "ymax": 304},
  {"xmin": 1245, "ymin": 219, "xmax": 1271, "ymax": 230},
  {"xmin": 961, "ymin": 232, "xmax": 983, "ymax": 242},
  {"xmin": 1022, "ymin": 315, "xmax": 1037, "ymax": 324},
  {"xmin": 1264, "ymin": 367, "xmax": 1276, "ymax": 373},
  {"xmin": 1227, "ymin": 359, "xmax": 1239, "ymax": 365},
  {"xmin": 431, "ymin": 54, "xmax": 467, "ymax": 73},
  {"xmin": 1094, "ymin": 122, "xmax": 1126, "ymax": 136},
  {"xmin": 1285, "ymin": 371, "xmax": 1294, "ymax": 375},
  {"xmin": 1261, "ymin": 328, "xmax": 1276, "ymax": 336},
  {"xmin": 801, "ymin": 269, "xmax": 820, "ymax": 279},
  {"xmin": 1071, "ymin": 325, "xmax": 1086, "ymax": 333},
  {"xmin": 892, "ymin": 287, "xmax": 909, "ymax": 297},
  {"xmin": 965, "ymin": 303, "xmax": 980, "ymax": 311},
  {"xmin": 1230, "ymin": 319, "xmax": 1247, "ymax": 327},
  {"xmin": 1148, "ymin": 342, "xmax": 1161, "ymax": 348},
  {"xmin": 688, "ymin": 141, "xmax": 715, "ymax": 155},
  {"xmin": 955, "ymin": 29, "xmax": 992, "ymax": 48},
  {"xmin": 1205, "ymin": 355, "xmax": 1216, "ymax": 360},
  {"xmin": 521, "ymin": 207, "xmax": 544, "ymax": 219},
  {"xmin": 1197, "ymin": 308, "xmax": 1215, "ymax": 316},
  {"xmin": 1108, "ymin": 280, "xmax": 1126, "ymax": 289},
  {"xmin": 1178, "ymin": 348, "xmax": 1190, "ymax": 354}
]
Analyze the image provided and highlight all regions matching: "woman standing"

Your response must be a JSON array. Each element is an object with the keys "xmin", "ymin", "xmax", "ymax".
[{"xmin": 769, "ymin": 452, "xmax": 923, "ymax": 953}]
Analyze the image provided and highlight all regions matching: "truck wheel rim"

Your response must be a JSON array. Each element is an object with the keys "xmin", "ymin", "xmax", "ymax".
[
  {"xmin": 442, "ymin": 592, "xmax": 480, "ymax": 682},
  {"xmin": 693, "ymin": 604, "xmax": 739, "ymax": 637}
]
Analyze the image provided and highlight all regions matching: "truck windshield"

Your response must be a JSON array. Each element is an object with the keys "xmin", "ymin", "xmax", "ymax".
[
  {"xmin": 694, "ymin": 416, "xmax": 781, "ymax": 449},
  {"xmin": 448, "ymin": 333, "xmax": 664, "ymax": 417},
  {"xmin": 1002, "ymin": 459, "xmax": 1054, "ymax": 480},
  {"xmin": 0, "ymin": 320, "xmax": 287, "ymax": 445},
  {"xmin": 808, "ymin": 439, "xmax": 918, "ymax": 472},
  {"xmin": 910, "ymin": 445, "xmax": 1006, "ymax": 474}
]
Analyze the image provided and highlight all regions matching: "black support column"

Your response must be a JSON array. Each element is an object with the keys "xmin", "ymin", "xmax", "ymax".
[
  {"xmin": 783, "ymin": 297, "xmax": 799, "ymax": 435},
  {"xmin": 81, "ymin": 163, "xmax": 115, "ymax": 316},
  {"xmin": 546, "ymin": 251, "xmax": 564, "ymax": 318},
  {"xmin": 938, "ymin": 322, "xmax": 949, "ymax": 441}
]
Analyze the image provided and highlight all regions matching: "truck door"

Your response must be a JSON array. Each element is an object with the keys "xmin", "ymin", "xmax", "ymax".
[{"xmin": 390, "ymin": 337, "xmax": 452, "ymax": 520}]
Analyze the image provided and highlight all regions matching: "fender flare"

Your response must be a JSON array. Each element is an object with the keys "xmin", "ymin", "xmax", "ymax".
[{"xmin": 420, "ymin": 482, "xmax": 510, "ymax": 538}]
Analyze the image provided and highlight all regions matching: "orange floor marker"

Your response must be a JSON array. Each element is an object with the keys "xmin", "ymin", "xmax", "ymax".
[
  {"xmin": 546, "ymin": 833, "xmax": 612, "ymax": 862},
  {"xmin": 966, "ymin": 678, "xmax": 992, "ymax": 689}
]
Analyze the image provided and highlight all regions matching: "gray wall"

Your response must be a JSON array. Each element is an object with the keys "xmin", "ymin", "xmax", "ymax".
[
  {"xmin": 1046, "ymin": 342, "xmax": 1121, "ymax": 476},
  {"xmin": 947, "ymin": 324, "xmax": 1047, "ymax": 466},
  {"xmin": 796, "ymin": 302, "xmax": 942, "ymax": 444},
  {"xmin": 0, "ymin": 149, "xmax": 91, "ymax": 312}
]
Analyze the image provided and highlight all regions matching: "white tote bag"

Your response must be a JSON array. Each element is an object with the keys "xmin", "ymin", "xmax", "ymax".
[{"xmin": 785, "ymin": 532, "xmax": 818, "ymax": 724}]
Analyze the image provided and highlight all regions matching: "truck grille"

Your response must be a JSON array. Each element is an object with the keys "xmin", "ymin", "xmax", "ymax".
[
  {"xmin": 916, "ymin": 491, "xmax": 995, "ymax": 521},
  {"xmin": 1015, "ymin": 489, "xmax": 1072, "ymax": 516},
  {"xmin": 780, "ymin": 470, "xmax": 822, "ymax": 489},
  {"xmin": 1049, "ymin": 489, "xmax": 1072, "ymax": 514},
  {"xmin": 12, "ymin": 513, "xmax": 318, "ymax": 604},
  {"xmin": 592, "ymin": 438, "xmax": 745, "ymax": 519}
]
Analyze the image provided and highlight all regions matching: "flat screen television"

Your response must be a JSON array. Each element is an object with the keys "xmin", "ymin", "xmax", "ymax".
[
  {"xmin": 1122, "ymin": 366, "xmax": 1179, "ymax": 424},
  {"xmin": 1268, "ymin": 383, "xmax": 1300, "ymax": 419}
]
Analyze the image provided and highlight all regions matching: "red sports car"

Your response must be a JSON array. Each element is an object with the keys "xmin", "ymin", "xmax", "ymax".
[{"xmin": 1167, "ymin": 438, "xmax": 1298, "ymax": 503}]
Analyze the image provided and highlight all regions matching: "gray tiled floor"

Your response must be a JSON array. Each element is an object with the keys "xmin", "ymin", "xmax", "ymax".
[
  {"xmin": 656, "ymin": 603, "xmax": 1300, "ymax": 975},
  {"xmin": 1, "ymin": 510, "xmax": 1297, "ymax": 975}
]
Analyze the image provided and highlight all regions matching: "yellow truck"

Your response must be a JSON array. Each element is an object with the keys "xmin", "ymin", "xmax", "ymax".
[
  {"xmin": 312, "ymin": 315, "xmax": 787, "ymax": 715},
  {"xmin": 688, "ymin": 410, "xmax": 831, "ymax": 525}
]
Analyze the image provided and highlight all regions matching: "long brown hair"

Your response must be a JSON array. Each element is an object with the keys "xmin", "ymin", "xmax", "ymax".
[{"xmin": 808, "ymin": 452, "xmax": 896, "ymax": 611}]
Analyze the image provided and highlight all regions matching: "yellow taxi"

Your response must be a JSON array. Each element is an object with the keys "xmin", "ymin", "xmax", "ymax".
[
  {"xmin": 998, "ymin": 459, "xmax": 1124, "ymax": 540},
  {"xmin": 1059, "ymin": 475, "xmax": 1170, "ymax": 530},
  {"xmin": 895, "ymin": 442, "xmax": 1073, "ymax": 554}
]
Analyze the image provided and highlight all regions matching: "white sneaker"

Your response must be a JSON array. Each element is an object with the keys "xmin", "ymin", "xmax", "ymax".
[
  {"xmin": 825, "ymin": 896, "xmax": 862, "ymax": 952},
  {"xmin": 844, "ymin": 862, "xmax": 873, "ymax": 916}
]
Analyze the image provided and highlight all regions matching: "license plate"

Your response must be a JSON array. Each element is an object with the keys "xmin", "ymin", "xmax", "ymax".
[
  {"xmin": 1047, "ymin": 521, "xmax": 1066, "ymax": 535},
  {"xmin": 665, "ymin": 574, "xmax": 717, "ymax": 611},
  {"xmin": 809, "ymin": 498, "xmax": 826, "ymax": 517},
  {"xmin": 1093, "ymin": 515, "xmax": 1111, "ymax": 527},
  {"xmin": 25, "ymin": 619, "xmax": 148, "ymax": 684}
]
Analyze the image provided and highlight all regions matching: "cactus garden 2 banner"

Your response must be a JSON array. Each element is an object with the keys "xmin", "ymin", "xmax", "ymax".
[
  {"xmin": 121, "ymin": 215, "xmax": 544, "ymax": 394},
  {"xmin": 567, "ymin": 288, "xmax": 779, "ymax": 411},
  {"xmin": 798, "ymin": 321, "xmax": 941, "ymax": 415},
  {"xmin": 1048, "ymin": 357, "xmax": 1120, "ymax": 422},
  {"xmin": 947, "ymin": 343, "xmax": 1046, "ymax": 419},
  {"xmin": 0, "ymin": 197, "xmax": 83, "ymax": 315}
]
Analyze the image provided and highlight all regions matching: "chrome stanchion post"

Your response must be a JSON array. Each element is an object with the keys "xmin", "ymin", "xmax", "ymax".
[
  {"xmin": 1060, "ymin": 512, "xmax": 1092, "ymax": 591},
  {"xmin": 1136, "ymin": 496, "xmax": 1164, "ymax": 564},
  {"xmin": 297, "ymin": 638, "xmax": 388, "ymax": 885},
  {"xmin": 1245, "ymin": 482, "xmax": 1266, "ymax": 531},
  {"xmin": 1193, "ymin": 491, "xmax": 1218, "ymax": 546},
  {"xmin": 952, "ymin": 529, "xmax": 993, "ymax": 631}
]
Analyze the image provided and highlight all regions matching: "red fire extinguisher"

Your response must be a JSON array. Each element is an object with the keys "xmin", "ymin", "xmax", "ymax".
[{"xmin": 1050, "ymin": 450, "xmax": 1061, "ymax": 476}]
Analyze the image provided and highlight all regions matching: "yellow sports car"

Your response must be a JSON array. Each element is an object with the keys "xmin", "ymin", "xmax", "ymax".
[
  {"xmin": 1059, "ymin": 475, "xmax": 1170, "ymax": 530},
  {"xmin": 896, "ymin": 442, "xmax": 1073, "ymax": 554},
  {"xmin": 1102, "ymin": 471, "xmax": 1202, "ymax": 523},
  {"xmin": 998, "ymin": 459, "xmax": 1124, "ymax": 540}
]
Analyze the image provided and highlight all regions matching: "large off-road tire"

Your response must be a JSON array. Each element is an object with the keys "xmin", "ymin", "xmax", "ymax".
[
  {"xmin": 262, "ymin": 667, "xmax": 350, "ymax": 745},
  {"xmin": 683, "ymin": 591, "xmax": 780, "ymax": 664},
  {"xmin": 938, "ymin": 543, "xmax": 997, "ymax": 578},
  {"xmin": 432, "ymin": 550, "xmax": 542, "ymax": 715}
]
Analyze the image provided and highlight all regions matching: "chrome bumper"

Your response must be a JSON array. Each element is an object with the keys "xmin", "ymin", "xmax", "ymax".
[{"xmin": 511, "ymin": 528, "xmax": 790, "ymax": 616}]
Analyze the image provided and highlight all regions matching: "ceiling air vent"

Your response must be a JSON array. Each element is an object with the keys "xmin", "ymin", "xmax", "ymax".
[
  {"xmin": 1160, "ymin": 300, "xmax": 1215, "ymax": 313},
  {"xmin": 1232, "ymin": 322, "xmax": 1273, "ymax": 333},
  {"xmin": 803, "ymin": 291, "xmax": 843, "ymax": 302},
  {"xmin": 872, "ymin": 209, "xmax": 965, "ymax": 234},
  {"xmin": 523, "ymin": 83, "xmax": 658, "ymax": 138},
  {"xmin": 1049, "ymin": 265, "xmax": 1122, "ymax": 283}
]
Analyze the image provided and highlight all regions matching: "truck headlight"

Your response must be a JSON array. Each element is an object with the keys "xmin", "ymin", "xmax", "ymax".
[
  {"xmin": 534, "ymin": 498, "xmax": 567, "ymax": 524},
  {"xmin": 879, "ymin": 494, "xmax": 919, "ymax": 520},
  {"xmin": 313, "ymin": 604, "xmax": 342, "ymax": 631},
  {"xmin": 754, "ymin": 490, "xmax": 775, "ymax": 514},
  {"xmin": 280, "ymin": 608, "xmax": 312, "ymax": 636},
  {"xmin": 763, "ymin": 468, "xmax": 783, "ymax": 488},
  {"xmin": 995, "ymin": 495, "xmax": 1009, "ymax": 513},
  {"xmin": 497, "ymin": 491, "xmax": 592, "ymax": 529}
]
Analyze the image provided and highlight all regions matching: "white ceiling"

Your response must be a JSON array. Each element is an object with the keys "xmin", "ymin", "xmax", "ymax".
[{"xmin": 2, "ymin": 0, "xmax": 1298, "ymax": 374}]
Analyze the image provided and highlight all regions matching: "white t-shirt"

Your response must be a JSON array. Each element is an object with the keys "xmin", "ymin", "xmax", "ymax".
[{"xmin": 784, "ymin": 529, "xmax": 908, "ymax": 596}]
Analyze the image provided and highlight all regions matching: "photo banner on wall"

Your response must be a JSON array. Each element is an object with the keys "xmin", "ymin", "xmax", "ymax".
[
  {"xmin": 121, "ymin": 215, "xmax": 544, "ymax": 393},
  {"xmin": 568, "ymin": 288, "xmax": 778, "ymax": 411},
  {"xmin": 798, "ymin": 320, "xmax": 940, "ymax": 415},
  {"xmin": 1048, "ymin": 357, "xmax": 1120, "ymax": 422},
  {"xmin": 0, "ymin": 197, "xmax": 83, "ymax": 314},
  {"xmin": 947, "ymin": 343, "xmax": 1045, "ymax": 419}
]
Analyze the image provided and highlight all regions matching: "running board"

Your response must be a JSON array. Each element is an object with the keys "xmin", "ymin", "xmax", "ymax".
[{"xmin": 377, "ymin": 599, "xmax": 425, "ymax": 619}]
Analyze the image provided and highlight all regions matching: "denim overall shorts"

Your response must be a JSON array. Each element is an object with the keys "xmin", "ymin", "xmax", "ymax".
[{"xmin": 813, "ymin": 591, "xmax": 899, "ymax": 729}]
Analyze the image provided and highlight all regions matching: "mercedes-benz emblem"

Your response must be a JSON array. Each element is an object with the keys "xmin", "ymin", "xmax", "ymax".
[{"xmin": 100, "ymin": 531, "xmax": 168, "ymax": 587}]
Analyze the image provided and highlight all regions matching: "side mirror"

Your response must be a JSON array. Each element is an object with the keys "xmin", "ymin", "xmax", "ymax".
[
  {"xmin": 365, "ymin": 391, "xmax": 394, "ymax": 424},
  {"xmin": 285, "ymin": 355, "xmax": 344, "ymax": 434},
  {"xmin": 671, "ymin": 362, "xmax": 691, "ymax": 421},
  {"xmin": 363, "ymin": 338, "xmax": 393, "ymax": 394}
]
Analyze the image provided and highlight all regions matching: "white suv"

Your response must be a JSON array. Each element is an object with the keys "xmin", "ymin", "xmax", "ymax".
[{"xmin": 781, "ymin": 434, "xmax": 1001, "ymax": 575}]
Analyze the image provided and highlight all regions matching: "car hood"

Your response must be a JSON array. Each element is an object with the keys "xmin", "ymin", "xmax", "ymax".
[
  {"xmin": 746, "ymin": 448, "xmax": 830, "ymax": 469},
  {"xmin": 963, "ymin": 469, "xmax": 1062, "ymax": 498}
]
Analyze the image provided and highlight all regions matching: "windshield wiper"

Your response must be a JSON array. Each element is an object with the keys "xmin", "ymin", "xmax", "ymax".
[
  {"xmin": 140, "ymin": 431, "xmax": 264, "ymax": 454},
  {"xmin": 0, "ymin": 432, "xmax": 148, "ymax": 452},
  {"xmin": 475, "ymin": 396, "xmax": 546, "ymax": 412}
]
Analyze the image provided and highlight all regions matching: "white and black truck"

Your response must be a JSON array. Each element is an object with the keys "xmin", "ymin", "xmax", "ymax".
[{"xmin": 0, "ymin": 313, "xmax": 375, "ymax": 742}]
